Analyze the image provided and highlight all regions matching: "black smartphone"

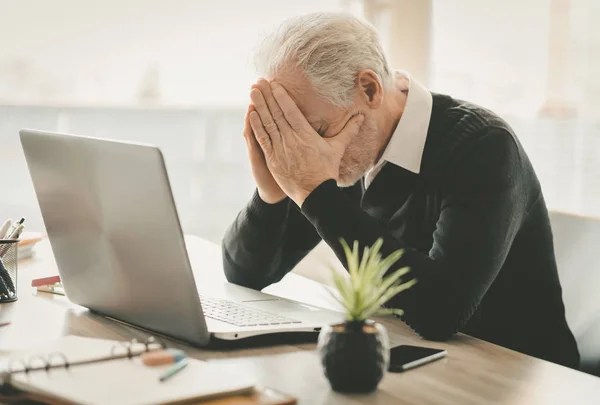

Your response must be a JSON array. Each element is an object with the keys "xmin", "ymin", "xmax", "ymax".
[{"xmin": 388, "ymin": 345, "xmax": 447, "ymax": 372}]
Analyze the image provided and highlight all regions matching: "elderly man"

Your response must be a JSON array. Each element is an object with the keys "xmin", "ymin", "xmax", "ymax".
[{"xmin": 222, "ymin": 13, "xmax": 579, "ymax": 368}]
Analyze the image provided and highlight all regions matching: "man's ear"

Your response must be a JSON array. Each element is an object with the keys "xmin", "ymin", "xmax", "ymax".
[{"xmin": 356, "ymin": 69, "xmax": 384, "ymax": 109}]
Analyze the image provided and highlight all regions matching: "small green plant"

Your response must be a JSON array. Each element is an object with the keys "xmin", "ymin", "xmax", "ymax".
[{"xmin": 328, "ymin": 238, "xmax": 417, "ymax": 322}]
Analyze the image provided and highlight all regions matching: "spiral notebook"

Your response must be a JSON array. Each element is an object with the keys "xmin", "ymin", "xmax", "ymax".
[{"xmin": 0, "ymin": 336, "xmax": 255, "ymax": 405}]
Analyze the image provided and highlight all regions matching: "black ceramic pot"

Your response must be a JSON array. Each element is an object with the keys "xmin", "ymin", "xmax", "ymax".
[{"xmin": 317, "ymin": 320, "xmax": 390, "ymax": 393}]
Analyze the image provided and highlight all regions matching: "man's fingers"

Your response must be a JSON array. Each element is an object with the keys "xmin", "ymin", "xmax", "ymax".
[
  {"xmin": 270, "ymin": 82, "xmax": 310, "ymax": 131},
  {"xmin": 249, "ymin": 110, "xmax": 273, "ymax": 157},
  {"xmin": 244, "ymin": 106, "xmax": 262, "ymax": 158},
  {"xmin": 243, "ymin": 104, "xmax": 255, "ymax": 142},
  {"xmin": 255, "ymin": 79, "xmax": 290, "ymax": 133},
  {"xmin": 327, "ymin": 114, "xmax": 365, "ymax": 154},
  {"xmin": 250, "ymin": 88, "xmax": 280, "ymax": 145}
]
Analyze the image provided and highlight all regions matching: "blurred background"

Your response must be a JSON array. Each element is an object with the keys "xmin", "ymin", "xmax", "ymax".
[{"xmin": 1, "ymin": 0, "xmax": 598, "ymax": 242}]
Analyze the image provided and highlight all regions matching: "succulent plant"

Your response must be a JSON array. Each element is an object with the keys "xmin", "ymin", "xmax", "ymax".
[{"xmin": 328, "ymin": 238, "xmax": 417, "ymax": 322}]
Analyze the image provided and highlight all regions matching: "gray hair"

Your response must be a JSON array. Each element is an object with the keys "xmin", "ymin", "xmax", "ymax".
[{"xmin": 254, "ymin": 12, "xmax": 394, "ymax": 106}]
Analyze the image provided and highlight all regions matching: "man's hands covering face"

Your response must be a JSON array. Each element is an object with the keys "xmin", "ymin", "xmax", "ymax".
[
  {"xmin": 242, "ymin": 102, "xmax": 287, "ymax": 204},
  {"xmin": 248, "ymin": 79, "xmax": 364, "ymax": 207}
]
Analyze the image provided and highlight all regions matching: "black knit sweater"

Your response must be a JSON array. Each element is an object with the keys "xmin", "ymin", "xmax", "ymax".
[{"xmin": 222, "ymin": 93, "xmax": 580, "ymax": 369}]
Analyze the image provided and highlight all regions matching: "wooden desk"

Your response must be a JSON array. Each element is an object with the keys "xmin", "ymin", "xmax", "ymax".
[{"xmin": 3, "ymin": 237, "xmax": 600, "ymax": 405}]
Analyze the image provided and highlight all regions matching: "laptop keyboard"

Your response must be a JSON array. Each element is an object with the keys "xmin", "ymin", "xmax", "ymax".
[{"xmin": 199, "ymin": 296, "xmax": 302, "ymax": 327}]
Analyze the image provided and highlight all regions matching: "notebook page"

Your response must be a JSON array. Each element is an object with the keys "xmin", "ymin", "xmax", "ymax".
[{"xmin": 10, "ymin": 356, "xmax": 255, "ymax": 405}]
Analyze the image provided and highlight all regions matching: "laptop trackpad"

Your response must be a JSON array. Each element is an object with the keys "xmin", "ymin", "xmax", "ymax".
[{"xmin": 242, "ymin": 300, "xmax": 319, "ymax": 313}]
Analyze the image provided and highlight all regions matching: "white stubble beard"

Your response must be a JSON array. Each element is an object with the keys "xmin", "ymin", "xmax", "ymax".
[{"xmin": 336, "ymin": 116, "xmax": 380, "ymax": 188}]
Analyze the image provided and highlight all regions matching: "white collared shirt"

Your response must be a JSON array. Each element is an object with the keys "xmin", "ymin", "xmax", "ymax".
[{"xmin": 364, "ymin": 71, "xmax": 433, "ymax": 188}]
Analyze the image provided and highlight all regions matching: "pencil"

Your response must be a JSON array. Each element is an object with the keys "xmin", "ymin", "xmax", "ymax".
[{"xmin": 159, "ymin": 359, "xmax": 188, "ymax": 382}]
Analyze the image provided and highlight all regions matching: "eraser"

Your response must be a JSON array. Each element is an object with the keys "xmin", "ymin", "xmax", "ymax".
[{"xmin": 141, "ymin": 348, "xmax": 187, "ymax": 366}]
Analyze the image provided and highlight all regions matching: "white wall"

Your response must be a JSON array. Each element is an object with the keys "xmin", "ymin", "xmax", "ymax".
[
  {"xmin": 0, "ymin": 0, "xmax": 345, "ymax": 107},
  {"xmin": 430, "ymin": 0, "xmax": 600, "ymax": 117},
  {"xmin": 431, "ymin": 0, "xmax": 550, "ymax": 115}
]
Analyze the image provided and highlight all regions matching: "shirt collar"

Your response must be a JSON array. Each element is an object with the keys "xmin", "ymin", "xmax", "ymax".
[{"xmin": 377, "ymin": 71, "xmax": 433, "ymax": 174}]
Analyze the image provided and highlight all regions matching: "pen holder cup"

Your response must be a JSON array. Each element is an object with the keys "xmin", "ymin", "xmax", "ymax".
[{"xmin": 0, "ymin": 240, "xmax": 18, "ymax": 302}]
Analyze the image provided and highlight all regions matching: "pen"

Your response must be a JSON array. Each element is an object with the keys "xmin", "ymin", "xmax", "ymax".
[
  {"xmin": 159, "ymin": 358, "xmax": 188, "ymax": 382},
  {"xmin": 0, "ymin": 218, "xmax": 23, "ymax": 294},
  {"xmin": 4, "ymin": 218, "xmax": 24, "ymax": 240},
  {"xmin": 0, "ymin": 219, "xmax": 25, "ymax": 259},
  {"xmin": 13, "ymin": 226, "xmax": 24, "ymax": 240},
  {"xmin": 0, "ymin": 219, "xmax": 11, "ymax": 239},
  {"xmin": 0, "ymin": 258, "xmax": 14, "ymax": 297}
]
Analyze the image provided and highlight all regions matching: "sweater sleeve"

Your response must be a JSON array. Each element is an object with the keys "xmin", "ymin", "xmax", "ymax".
[
  {"xmin": 222, "ymin": 190, "xmax": 321, "ymax": 290},
  {"xmin": 301, "ymin": 128, "xmax": 525, "ymax": 340}
]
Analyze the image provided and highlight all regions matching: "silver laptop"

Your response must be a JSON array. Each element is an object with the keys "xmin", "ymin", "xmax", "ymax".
[{"xmin": 20, "ymin": 129, "xmax": 342, "ymax": 346}]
